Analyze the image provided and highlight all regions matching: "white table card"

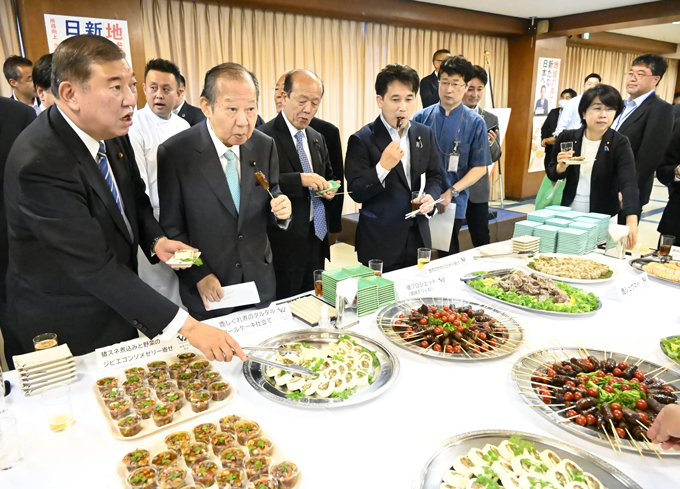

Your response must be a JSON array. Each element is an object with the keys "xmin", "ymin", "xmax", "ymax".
[
  {"xmin": 611, "ymin": 272, "xmax": 650, "ymax": 302},
  {"xmin": 95, "ymin": 335, "xmax": 192, "ymax": 373},
  {"xmin": 205, "ymin": 303, "xmax": 293, "ymax": 335},
  {"xmin": 395, "ymin": 273, "xmax": 454, "ymax": 300}
]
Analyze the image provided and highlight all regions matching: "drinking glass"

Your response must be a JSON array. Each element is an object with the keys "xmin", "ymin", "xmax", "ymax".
[
  {"xmin": 417, "ymin": 248, "xmax": 431, "ymax": 269},
  {"xmin": 560, "ymin": 142, "xmax": 573, "ymax": 153},
  {"xmin": 42, "ymin": 385, "xmax": 74, "ymax": 432},
  {"xmin": 659, "ymin": 235, "xmax": 675, "ymax": 256},
  {"xmin": 0, "ymin": 417, "xmax": 21, "ymax": 470},
  {"xmin": 368, "ymin": 259, "xmax": 383, "ymax": 277},
  {"xmin": 33, "ymin": 333, "xmax": 58, "ymax": 351},
  {"xmin": 411, "ymin": 191, "xmax": 421, "ymax": 213},
  {"xmin": 313, "ymin": 270, "xmax": 323, "ymax": 296}
]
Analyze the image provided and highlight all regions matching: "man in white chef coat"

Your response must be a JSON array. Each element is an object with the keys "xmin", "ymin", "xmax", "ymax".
[{"xmin": 129, "ymin": 59, "xmax": 190, "ymax": 305}]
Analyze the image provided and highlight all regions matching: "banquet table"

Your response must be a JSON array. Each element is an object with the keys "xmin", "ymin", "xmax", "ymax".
[{"xmin": 2, "ymin": 241, "xmax": 679, "ymax": 489}]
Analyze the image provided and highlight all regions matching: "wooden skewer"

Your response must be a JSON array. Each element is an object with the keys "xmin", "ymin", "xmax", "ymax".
[
  {"xmin": 635, "ymin": 351, "xmax": 655, "ymax": 367},
  {"xmin": 601, "ymin": 426, "xmax": 618, "ymax": 453},
  {"xmin": 638, "ymin": 432, "xmax": 663, "ymax": 460},
  {"xmin": 557, "ymin": 413, "xmax": 582, "ymax": 424},
  {"xmin": 623, "ymin": 354, "xmax": 630, "ymax": 364},
  {"xmin": 646, "ymin": 362, "xmax": 675, "ymax": 377},
  {"xmin": 625, "ymin": 428, "xmax": 646, "ymax": 458},
  {"xmin": 661, "ymin": 377, "xmax": 680, "ymax": 385},
  {"xmin": 609, "ymin": 420, "xmax": 622, "ymax": 453}
]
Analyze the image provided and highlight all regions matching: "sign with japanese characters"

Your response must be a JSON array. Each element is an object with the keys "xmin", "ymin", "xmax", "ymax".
[
  {"xmin": 44, "ymin": 14, "xmax": 131, "ymax": 62},
  {"xmin": 529, "ymin": 57, "xmax": 562, "ymax": 173},
  {"xmin": 205, "ymin": 303, "xmax": 293, "ymax": 336},
  {"xmin": 95, "ymin": 335, "xmax": 193, "ymax": 373},
  {"xmin": 395, "ymin": 274, "xmax": 454, "ymax": 300}
]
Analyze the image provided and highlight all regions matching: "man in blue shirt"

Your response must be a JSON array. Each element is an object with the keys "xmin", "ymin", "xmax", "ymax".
[{"xmin": 413, "ymin": 55, "xmax": 490, "ymax": 255}]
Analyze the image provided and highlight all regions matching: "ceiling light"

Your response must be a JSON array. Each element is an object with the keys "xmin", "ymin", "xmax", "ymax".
[
  {"xmin": 582, "ymin": 32, "xmax": 590, "ymax": 39},
  {"xmin": 673, "ymin": 21, "xmax": 680, "ymax": 24}
]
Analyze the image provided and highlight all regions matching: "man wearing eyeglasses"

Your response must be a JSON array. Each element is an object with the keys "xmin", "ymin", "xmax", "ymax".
[{"xmin": 612, "ymin": 54, "xmax": 673, "ymax": 223}]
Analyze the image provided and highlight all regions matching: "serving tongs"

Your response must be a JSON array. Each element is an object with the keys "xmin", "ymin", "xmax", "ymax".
[
  {"xmin": 460, "ymin": 268, "xmax": 515, "ymax": 282},
  {"xmin": 473, "ymin": 251, "xmax": 536, "ymax": 260},
  {"xmin": 241, "ymin": 354, "xmax": 314, "ymax": 376}
]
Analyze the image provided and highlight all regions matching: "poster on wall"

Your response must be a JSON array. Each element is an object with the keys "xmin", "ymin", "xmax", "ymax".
[
  {"xmin": 529, "ymin": 57, "xmax": 561, "ymax": 173},
  {"xmin": 528, "ymin": 116, "xmax": 548, "ymax": 173},
  {"xmin": 43, "ymin": 14, "xmax": 131, "ymax": 62}
]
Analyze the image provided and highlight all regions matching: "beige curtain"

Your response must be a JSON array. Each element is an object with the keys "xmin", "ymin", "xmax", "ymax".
[
  {"xmin": 565, "ymin": 45, "xmax": 678, "ymax": 103},
  {"xmin": 141, "ymin": 0, "xmax": 509, "ymax": 214},
  {"xmin": 0, "ymin": 0, "xmax": 21, "ymax": 97}
]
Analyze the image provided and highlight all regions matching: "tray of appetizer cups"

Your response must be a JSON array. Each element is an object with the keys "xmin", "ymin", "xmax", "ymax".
[
  {"xmin": 95, "ymin": 352, "xmax": 236, "ymax": 440},
  {"xmin": 416, "ymin": 430, "xmax": 641, "ymax": 489},
  {"xmin": 119, "ymin": 414, "xmax": 301, "ymax": 489}
]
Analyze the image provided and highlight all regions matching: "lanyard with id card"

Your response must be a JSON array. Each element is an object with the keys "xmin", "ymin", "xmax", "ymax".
[{"xmin": 448, "ymin": 141, "xmax": 460, "ymax": 172}]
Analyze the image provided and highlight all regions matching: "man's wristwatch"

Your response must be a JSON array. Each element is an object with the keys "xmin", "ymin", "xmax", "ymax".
[
  {"xmin": 151, "ymin": 235, "xmax": 167, "ymax": 256},
  {"xmin": 450, "ymin": 187, "xmax": 460, "ymax": 198}
]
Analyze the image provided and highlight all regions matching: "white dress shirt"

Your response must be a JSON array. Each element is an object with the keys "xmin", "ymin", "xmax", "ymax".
[
  {"xmin": 571, "ymin": 135, "xmax": 601, "ymax": 213},
  {"xmin": 554, "ymin": 94, "xmax": 583, "ymax": 136},
  {"xmin": 12, "ymin": 91, "xmax": 40, "ymax": 116},
  {"xmin": 172, "ymin": 100, "xmax": 185, "ymax": 116},
  {"xmin": 57, "ymin": 105, "xmax": 188, "ymax": 338},
  {"xmin": 206, "ymin": 118, "xmax": 242, "ymax": 181},
  {"xmin": 282, "ymin": 114, "xmax": 314, "ymax": 221},
  {"xmin": 129, "ymin": 105, "xmax": 190, "ymax": 218},
  {"xmin": 376, "ymin": 113, "xmax": 412, "ymax": 188},
  {"xmin": 611, "ymin": 89, "xmax": 655, "ymax": 131}
]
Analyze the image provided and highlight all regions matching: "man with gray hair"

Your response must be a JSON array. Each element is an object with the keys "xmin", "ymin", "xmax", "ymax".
[{"xmin": 158, "ymin": 62, "xmax": 291, "ymax": 318}]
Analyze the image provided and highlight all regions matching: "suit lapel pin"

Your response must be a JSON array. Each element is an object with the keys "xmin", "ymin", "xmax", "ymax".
[
  {"xmin": 604, "ymin": 142, "xmax": 610, "ymax": 152},
  {"xmin": 416, "ymin": 136, "xmax": 423, "ymax": 149},
  {"xmin": 250, "ymin": 161, "xmax": 257, "ymax": 166},
  {"xmin": 117, "ymin": 153, "xmax": 123, "ymax": 159}
]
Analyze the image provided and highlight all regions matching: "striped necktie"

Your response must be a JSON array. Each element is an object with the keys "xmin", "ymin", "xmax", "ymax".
[
  {"xmin": 225, "ymin": 149, "xmax": 240, "ymax": 213},
  {"xmin": 96, "ymin": 142, "xmax": 123, "ymax": 214},
  {"xmin": 294, "ymin": 131, "xmax": 327, "ymax": 240}
]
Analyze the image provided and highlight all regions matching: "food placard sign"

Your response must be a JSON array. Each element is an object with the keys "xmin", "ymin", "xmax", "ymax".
[
  {"xmin": 613, "ymin": 272, "xmax": 649, "ymax": 302},
  {"xmin": 95, "ymin": 335, "xmax": 192, "ymax": 373},
  {"xmin": 205, "ymin": 303, "xmax": 293, "ymax": 335},
  {"xmin": 395, "ymin": 274, "xmax": 454, "ymax": 300},
  {"xmin": 670, "ymin": 246, "xmax": 680, "ymax": 261}
]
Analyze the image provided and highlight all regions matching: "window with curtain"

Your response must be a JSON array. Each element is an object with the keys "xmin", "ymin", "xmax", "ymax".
[
  {"xmin": 0, "ymin": 0, "xmax": 22, "ymax": 97},
  {"xmin": 141, "ymin": 0, "xmax": 509, "ymax": 214},
  {"xmin": 564, "ymin": 45, "xmax": 678, "ymax": 103}
]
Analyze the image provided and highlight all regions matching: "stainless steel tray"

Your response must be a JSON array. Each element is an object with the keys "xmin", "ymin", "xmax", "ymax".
[
  {"xmin": 415, "ymin": 429, "xmax": 642, "ymax": 489},
  {"xmin": 630, "ymin": 257, "xmax": 680, "ymax": 288},
  {"xmin": 376, "ymin": 298, "xmax": 523, "ymax": 361},
  {"xmin": 512, "ymin": 347, "xmax": 680, "ymax": 456},
  {"xmin": 242, "ymin": 329, "xmax": 399, "ymax": 408},
  {"xmin": 461, "ymin": 270, "xmax": 603, "ymax": 317}
]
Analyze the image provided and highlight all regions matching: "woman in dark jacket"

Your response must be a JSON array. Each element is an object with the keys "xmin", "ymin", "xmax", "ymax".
[{"xmin": 547, "ymin": 84, "xmax": 639, "ymax": 248}]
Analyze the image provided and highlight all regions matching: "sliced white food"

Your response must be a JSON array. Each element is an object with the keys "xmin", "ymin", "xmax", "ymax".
[
  {"xmin": 355, "ymin": 370, "xmax": 369, "ymax": 386},
  {"xmin": 510, "ymin": 456, "xmax": 534, "ymax": 477},
  {"xmin": 467, "ymin": 448, "xmax": 487, "ymax": 467},
  {"xmin": 557, "ymin": 460, "xmax": 583, "ymax": 479},
  {"xmin": 301, "ymin": 379, "xmax": 319, "ymax": 396},
  {"xmin": 315, "ymin": 380, "xmax": 334, "ymax": 398},
  {"xmin": 499, "ymin": 473, "xmax": 522, "ymax": 489},
  {"xmin": 280, "ymin": 353, "xmax": 300, "ymax": 365},
  {"xmin": 540, "ymin": 449, "xmax": 561, "ymax": 469},
  {"xmin": 465, "ymin": 479, "xmax": 487, "ymax": 489},
  {"xmin": 344, "ymin": 371, "xmax": 358, "ymax": 390},
  {"xmin": 344, "ymin": 358, "xmax": 356, "ymax": 369},
  {"xmin": 336, "ymin": 363, "xmax": 348, "ymax": 375},
  {"xmin": 498, "ymin": 440, "xmax": 515, "ymax": 462},
  {"xmin": 452, "ymin": 456, "xmax": 475, "ymax": 478},
  {"xmin": 274, "ymin": 371, "xmax": 292, "ymax": 386},
  {"xmin": 546, "ymin": 467, "xmax": 570, "ymax": 488},
  {"xmin": 286, "ymin": 375, "xmax": 306, "ymax": 391},
  {"xmin": 358, "ymin": 352, "xmax": 372, "ymax": 363},
  {"xmin": 352, "ymin": 345, "xmax": 364, "ymax": 354},
  {"xmin": 518, "ymin": 474, "xmax": 548, "ymax": 489},
  {"xmin": 491, "ymin": 460, "xmax": 515, "ymax": 479},
  {"xmin": 332, "ymin": 377, "xmax": 346, "ymax": 392},
  {"xmin": 358, "ymin": 358, "xmax": 372, "ymax": 371},
  {"xmin": 323, "ymin": 368, "xmax": 339, "ymax": 380},
  {"xmin": 300, "ymin": 349, "xmax": 320, "ymax": 362},
  {"xmin": 581, "ymin": 472, "xmax": 605, "ymax": 489},
  {"xmin": 341, "ymin": 340, "xmax": 355, "ymax": 351},
  {"xmin": 265, "ymin": 366, "xmax": 279, "ymax": 378},
  {"xmin": 564, "ymin": 482, "xmax": 588, "ymax": 489},
  {"xmin": 441, "ymin": 470, "xmax": 468, "ymax": 488}
]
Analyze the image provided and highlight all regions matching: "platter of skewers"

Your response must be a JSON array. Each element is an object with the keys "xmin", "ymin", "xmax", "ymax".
[
  {"xmin": 511, "ymin": 346, "xmax": 680, "ymax": 456},
  {"xmin": 375, "ymin": 298, "xmax": 523, "ymax": 360},
  {"xmin": 242, "ymin": 329, "xmax": 399, "ymax": 408},
  {"xmin": 416, "ymin": 430, "xmax": 642, "ymax": 489}
]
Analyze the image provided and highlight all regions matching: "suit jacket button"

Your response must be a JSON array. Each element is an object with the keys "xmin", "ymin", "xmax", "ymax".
[
  {"xmin": 140, "ymin": 326, "xmax": 147, "ymax": 332},
  {"xmin": 235, "ymin": 262, "xmax": 241, "ymax": 268},
  {"xmin": 132, "ymin": 320, "xmax": 139, "ymax": 325},
  {"xmin": 118, "ymin": 152, "xmax": 123, "ymax": 159},
  {"xmin": 237, "ymin": 234, "xmax": 243, "ymax": 240}
]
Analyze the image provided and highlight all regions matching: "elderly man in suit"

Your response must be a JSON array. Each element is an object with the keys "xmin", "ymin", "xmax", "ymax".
[
  {"xmin": 612, "ymin": 54, "xmax": 674, "ymax": 224},
  {"xmin": 420, "ymin": 49, "xmax": 450, "ymax": 109},
  {"xmin": 258, "ymin": 70, "xmax": 339, "ymax": 299},
  {"xmin": 3, "ymin": 35, "xmax": 245, "ymax": 364},
  {"xmin": 462, "ymin": 65, "xmax": 501, "ymax": 248},
  {"xmin": 346, "ymin": 63, "xmax": 441, "ymax": 272},
  {"xmin": 159, "ymin": 63, "xmax": 292, "ymax": 317}
]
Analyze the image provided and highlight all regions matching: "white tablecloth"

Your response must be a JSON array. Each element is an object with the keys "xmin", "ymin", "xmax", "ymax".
[{"xmin": 2, "ymin": 243, "xmax": 680, "ymax": 488}]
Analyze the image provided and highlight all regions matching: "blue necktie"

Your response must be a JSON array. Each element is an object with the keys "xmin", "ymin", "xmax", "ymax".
[
  {"xmin": 295, "ymin": 131, "xmax": 327, "ymax": 240},
  {"xmin": 96, "ymin": 142, "xmax": 123, "ymax": 214},
  {"xmin": 225, "ymin": 149, "xmax": 240, "ymax": 213}
]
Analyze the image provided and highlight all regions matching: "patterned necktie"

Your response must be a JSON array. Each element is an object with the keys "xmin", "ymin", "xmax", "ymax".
[
  {"xmin": 295, "ymin": 131, "xmax": 327, "ymax": 240},
  {"xmin": 96, "ymin": 142, "xmax": 123, "ymax": 214},
  {"xmin": 225, "ymin": 149, "xmax": 240, "ymax": 213}
]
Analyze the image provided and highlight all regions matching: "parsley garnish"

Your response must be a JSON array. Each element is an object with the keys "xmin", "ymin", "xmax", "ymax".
[
  {"xmin": 330, "ymin": 388, "xmax": 353, "ymax": 400},
  {"xmin": 285, "ymin": 390, "xmax": 306, "ymax": 400}
]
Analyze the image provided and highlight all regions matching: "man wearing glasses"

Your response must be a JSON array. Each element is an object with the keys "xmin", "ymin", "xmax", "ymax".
[{"xmin": 612, "ymin": 54, "xmax": 673, "ymax": 223}]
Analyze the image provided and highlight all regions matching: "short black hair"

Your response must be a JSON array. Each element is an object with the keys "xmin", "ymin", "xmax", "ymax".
[
  {"xmin": 179, "ymin": 74, "xmax": 186, "ymax": 88},
  {"xmin": 375, "ymin": 63, "xmax": 419, "ymax": 97},
  {"xmin": 3, "ymin": 55, "xmax": 32, "ymax": 83},
  {"xmin": 674, "ymin": 91, "xmax": 680, "ymax": 99},
  {"xmin": 470, "ymin": 65, "xmax": 488, "ymax": 86},
  {"xmin": 541, "ymin": 85, "xmax": 546, "ymax": 91},
  {"xmin": 584, "ymin": 73, "xmax": 601, "ymax": 84},
  {"xmin": 438, "ymin": 55, "xmax": 474, "ymax": 83},
  {"xmin": 283, "ymin": 69, "xmax": 325, "ymax": 98},
  {"xmin": 200, "ymin": 62, "xmax": 260, "ymax": 108},
  {"xmin": 632, "ymin": 54, "xmax": 667, "ymax": 82},
  {"xmin": 144, "ymin": 58, "xmax": 181, "ymax": 88},
  {"xmin": 578, "ymin": 84, "xmax": 624, "ymax": 122},
  {"xmin": 432, "ymin": 49, "xmax": 450, "ymax": 63},
  {"xmin": 561, "ymin": 88, "xmax": 577, "ymax": 98},
  {"xmin": 32, "ymin": 54, "xmax": 52, "ymax": 90}
]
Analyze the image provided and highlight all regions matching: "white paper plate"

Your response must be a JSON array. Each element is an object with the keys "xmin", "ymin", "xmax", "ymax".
[
  {"xmin": 565, "ymin": 158, "xmax": 594, "ymax": 165},
  {"xmin": 523, "ymin": 253, "xmax": 618, "ymax": 284},
  {"xmin": 166, "ymin": 251, "xmax": 202, "ymax": 269}
]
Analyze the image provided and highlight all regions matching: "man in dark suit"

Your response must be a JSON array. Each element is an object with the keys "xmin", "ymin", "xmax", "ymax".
[
  {"xmin": 159, "ymin": 63, "xmax": 291, "ymax": 318},
  {"xmin": 657, "ymin": 123, "xmax": 680, "ymax": 246},
  {"xmin": 174, "ymin": 74, "xmax": 206, "ymax": 126},
  {"xmin": 541, "ymin": 88, "xmax": 577, "ymax": 170},
  {"xmin": 3, "ymin": 55, "xmax": 40, "ymax": 115},
  {"xmin": 534, "ymin": 85, "xmax": 549, "ymax": 115},
  {"xmin": 673, "ymin": 93, "xmax": 680, "ymax": 128},
  {"xmin": 3, "ymin": 35, "xmax": 245, "ymax": 364},
  {"xmin": 0, "ymin": 97, "xmax": 36, "ymax": 359},
  {"xmin": 346, "ymin": 64, "xmax": 441, "ymax": 272},
  {"xmin": 612, "ymin": 54, "xmax": 673, "ymax": 224},
  {"xmin": 259, "ymin": 70, "xmax": 339, "ymax": 299},
  {"xmin": 420, "ymin": 49, "xmax": 449, "ymax": 109}
]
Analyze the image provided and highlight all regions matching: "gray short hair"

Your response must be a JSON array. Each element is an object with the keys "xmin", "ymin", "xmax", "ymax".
[{"xmin": 200, "ymin": 62, "xmax": 259, "ymax": 108}]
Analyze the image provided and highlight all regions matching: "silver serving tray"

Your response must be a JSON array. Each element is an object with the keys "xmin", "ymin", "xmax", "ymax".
[
  {"xmin": 461, "ymin": 270, "xmax": 603, "ymax": 317},
  {"xmin": 630, "ymin": 257, "xmax": 680, "ymax": 288},
  {"xmin": 242, "ymin": 329, "xmax": 399, "ymax": 408},
  {"xmin": 415, "ymin": 429, "xmax": 642, "ymax": 489},
  {"xmin": 512, "ymin": 347, "xmax": 680, "ymax": 456},
  {"xmin": 376, "ymin": 298, "xmax": 523, "ymax": 361},
  {"xmin": 660, "ymin": 335, "xmax": 680, "ymax": 367}
]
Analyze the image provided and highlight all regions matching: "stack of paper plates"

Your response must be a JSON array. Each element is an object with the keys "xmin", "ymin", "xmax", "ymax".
[
  {"xmin": 545, "ymin": 217, "xmax": 572, "ymax": 228},
  {"xmin": 545, "ymin": 205, "xmax": 571, "ymax": 213},
  {"xmin": 560, "ymin": 210, "xmax": 587, "ymax": 220},
  {"xmin": 584, "ymin": 212, "xmax": 612, "ymax": 243},
  {"xmin": 363, "ymin": 275, "xmax": 396, "ymax": 307},
  {"xmin": 357, "ymin": 278, "xmax": 379, "ymax": 317},
  {"xmin": 321, "ymin": 264, "xmax": 375, "ymax": 304},
  {"xmin": 527, "ymin": 210, "xmax": 557, "ymax": 223},
  {"xmin": 513, "ymin": 220, "xmax": 543, "ymax": 238},
  {"xmin": 569, "ymin": 221, "xmax": 598, "ymax": 252},
  {"xmin": 556, "ymin": 227, "xmax": 589, "ymax": 255},
  {"xmin": 512, "ymin": 236, "xmax": 540, "ymax": 253},
  {"xmin": 13, "ymin": 344, "xmax": 76, "ymax": 396},
  {"xmin": 534, "ymin": 225, "xmax": 561, "ymax": 253}
]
